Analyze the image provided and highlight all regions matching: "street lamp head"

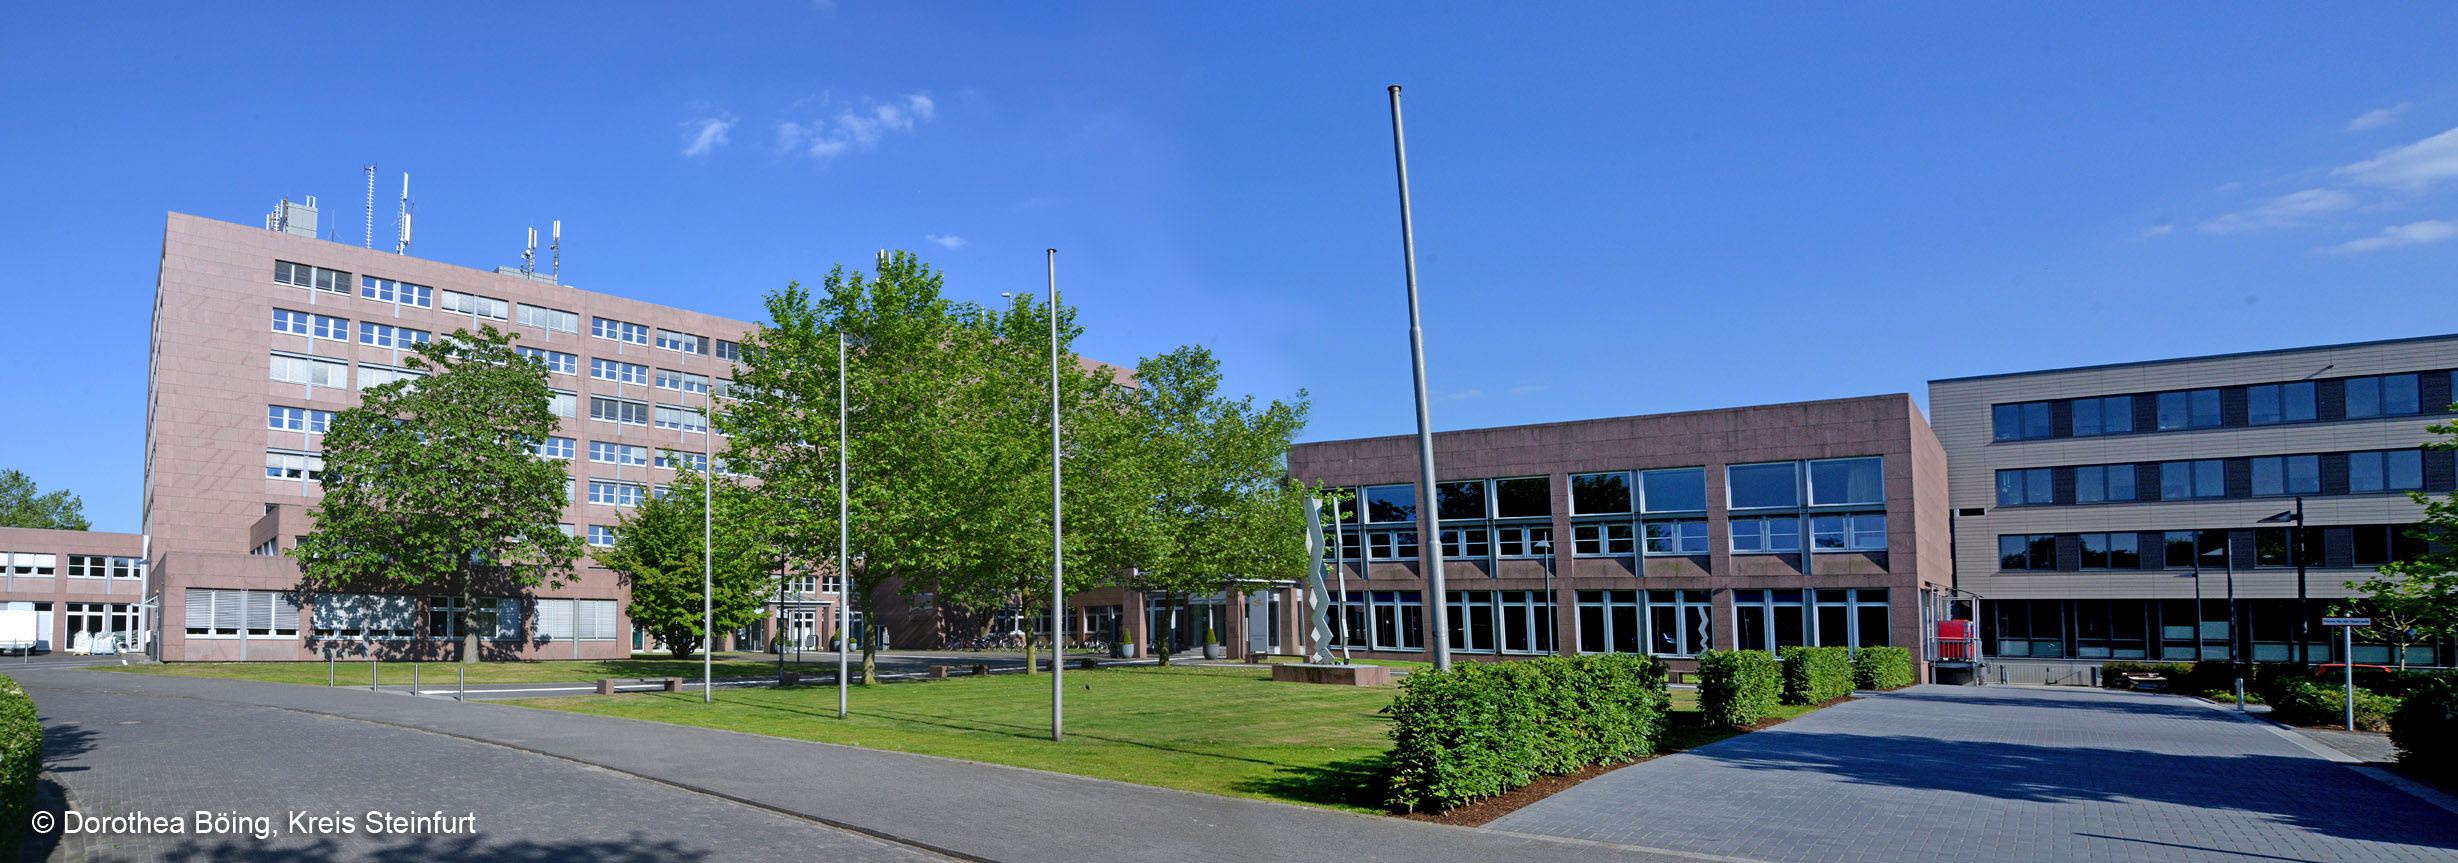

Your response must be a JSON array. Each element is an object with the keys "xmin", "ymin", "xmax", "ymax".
[{"xmin": 2259, "ymin": 510, "xmax": 2299, "ymax": 523}]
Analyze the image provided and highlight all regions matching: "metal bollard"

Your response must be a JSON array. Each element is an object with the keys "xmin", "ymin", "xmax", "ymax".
[
  {"xmin": 329, "ymin": 655, "xmax": 335, "ymax": 687},
  {"xmin": 458, "ymin": 668, "xmax": 465, "ymax": 702},
  {"xmin": 413, "ymin": 662, "xmax": 419, "ymax": 696},
  {"xmin": 371, "ymin": 659, "xmax": 378, "ymax": 691}
]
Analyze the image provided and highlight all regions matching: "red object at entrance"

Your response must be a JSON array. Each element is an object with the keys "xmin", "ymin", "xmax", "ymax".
[{"xmin": 1937, "ymin": 620, "xmax": 1978, "ymax": 659}]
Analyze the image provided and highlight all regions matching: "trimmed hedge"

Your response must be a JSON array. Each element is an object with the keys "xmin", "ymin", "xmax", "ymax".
[
  {"xmin": 2391, "ymin": 677, "xmax": 2458, "ymax": 781},
  {"xmin": 1780, "ymin": 646, "xmax": 1853, "ymax": 705},
  {"xmin": 1384, "ymin": 653, "xmax": 1669, "ymax": 812},
  {"xmin": 0, "ymin": 675, "xmax": 36, "ymax": 860},
  {"xmin": 1851, "ymin": 647, "xmax": 1915, "ymax": 690},
  {"xmin": 1697, "ymin": 650, "xmax": 1781, "ymax": 727},
  {"xmin": 2270, "ymin": 678, "xmax": 2399, "ymax": 731}
]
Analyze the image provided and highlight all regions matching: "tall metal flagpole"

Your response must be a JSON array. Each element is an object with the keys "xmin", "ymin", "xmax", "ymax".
[
  {"xmin": 1388, "ymin": 85, "xmax": 1449, "ymax": 670},
  {"xmin": 704, "ymin": 387, "xmax": 715, "ymax": 703},
  {"xmin": 838, "ymin": 329, "xmax": 851, "ymax": 719},
  {"xmin": 1048, "ymin": 248, "xmax": 1065, "ymax": 743}
]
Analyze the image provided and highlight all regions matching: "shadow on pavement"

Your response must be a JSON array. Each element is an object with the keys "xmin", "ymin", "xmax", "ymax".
[{"xmin": 154, "ymin": 832, "xmax": 710, "ymax": 863}]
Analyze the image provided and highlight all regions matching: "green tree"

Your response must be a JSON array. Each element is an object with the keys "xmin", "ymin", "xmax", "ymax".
[
  {"xmin": 291, "ymin": 326, "xmax": 584, "ymax": 663},
  {"xmin": 2345, "ymin": 414, "xmax": 2458, "ymax": 669},
  {"xmin": 597, "ymin": 470, "xmax": 781, "ymax": 659},
  {"xmin": 1119, "ymin": 346, "xmax": 1311, "ymax": 666},
  {"xmin": 0, "ymin": 470, "xmax": 89, "ymax": 531}
]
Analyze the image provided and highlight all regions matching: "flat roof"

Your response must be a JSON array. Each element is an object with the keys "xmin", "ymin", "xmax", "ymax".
[{"xmin": 1928, "ymin": 332, "xmax": 2458, "ymax": 385}]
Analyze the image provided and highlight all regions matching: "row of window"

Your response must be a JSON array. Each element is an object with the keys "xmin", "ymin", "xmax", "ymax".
[
  {"xmin": 63, "ymin": 556, "xmax": 143, "ymax": 579},
  {"xmin": 1997, "ymin": 524, "xmax": 2430, "ymax": 572},
  {"xmin": 274, "ymin": 261, "xmax": 741, "ymax": 357},
  {"xmin": 1993, "ymin": 371, "xmax": 2454, "ymax": 441},
  {"xmin": 1331, "ymin": 457, "xmax": 1887, "ymax": 527},
  {"xmin": 1319, "ymin": 588, "xmax": 1888, "ymax": 657},
  {"xmin": 270, "ymin": 354, "xmax": 729, "ymax": 423},
  {"xmin": 184, "ymin": 588, "xmax": 618, "ymax": 642},
  {"xmin": 1, "ymin": 554, "xmax": 55, "ymax": 577},
  {"xmin": 1334, "ymin": 512, "xmax": 1887, "ymax": 561},
  {"xmin": 1989, "ymin": 597, "xmax": 2444, "ymax": 664},
  {"xmin": 1994, "ymin": 448, "xmax": 2443, "ymax": 507}
]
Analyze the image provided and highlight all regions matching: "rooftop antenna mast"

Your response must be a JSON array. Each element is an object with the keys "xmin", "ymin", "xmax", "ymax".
[
  {"xmin": 523, "ymin": 227, "xmax": 538, "ymax": 276},
  {"xmin": 551, "ymin": 220, "xmax": 562, "ymax": 280},
  {"xmin": 362, "ymin": 164, "xmax": 377, "ymax": 249},
  {"xmin": 395, "ymin": 174, "xmax": 415, "ymax": 256}
]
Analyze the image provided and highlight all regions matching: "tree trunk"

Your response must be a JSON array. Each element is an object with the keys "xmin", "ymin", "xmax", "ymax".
[
  {"xmin": 1158, "ymin": 591, "xmax": 1178, "ymax": 668},
  {"xmin": 1023, "ymin": 598, "xmax": 1039, "ymax": 676},
  {"xmin": 859, "ymin": 591, "xmax": 878, "ymax": 685},
  {"xmin": 458, "ymin": 586, "xmax": 479, "ymax": 665}
]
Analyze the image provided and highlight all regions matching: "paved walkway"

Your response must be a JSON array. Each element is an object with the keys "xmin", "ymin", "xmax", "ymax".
[
  {"xmin": 1491, "ymin": 685, "xmax": 2458, "ymax": 863},
  {"xmin": 16, "ymin": 667, "xmax": 1698, "ymax": 863}
]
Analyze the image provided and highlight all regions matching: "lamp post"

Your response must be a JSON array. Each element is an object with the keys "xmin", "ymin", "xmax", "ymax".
[
  {"xmin": 703, "ymin": 384, "xmax": 715, "ymax": 704},
  {"xmin": 837, "ymin": 329, "xmax": 851, "ymax": 720},
  {"xmin": 1387, "ymin": 84, "xmax": 1450, "ymax": 670},
  {"xmin": 1045, "ymin": 249, "xmax": 1065, "ymax": 743},
  {"xmin": 2260, "ymin": 499, "xmax": 2307, "ymax": 664}
]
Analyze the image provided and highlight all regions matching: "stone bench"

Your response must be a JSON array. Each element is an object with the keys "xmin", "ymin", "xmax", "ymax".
[{"xmin": 1272, "ymin": 663, "xmax": 1391, "ymax": 686}]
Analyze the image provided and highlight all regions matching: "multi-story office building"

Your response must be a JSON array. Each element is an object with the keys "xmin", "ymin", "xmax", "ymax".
[
  {"xmin": 0, "ymin": 527, "xmax": 148, "ymax": 654},
  {"xmin": 1280, "ymin": 394, "xmax": 1954, "ymax": 675},
  {"xmin": 147, "ymin": 205, "xmax": 780, "ymax": 661},
  {"xmin": 1930, "ymin": 335, "xmax": 2458, "ymax": 680}
]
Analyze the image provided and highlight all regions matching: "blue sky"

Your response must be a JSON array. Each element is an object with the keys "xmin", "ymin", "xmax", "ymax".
[{"xmin": 7, "ymin": 4, "xmax": 2458, "ymax": 533}]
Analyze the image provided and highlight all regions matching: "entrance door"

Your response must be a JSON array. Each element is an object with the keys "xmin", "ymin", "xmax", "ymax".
[{"xmin": 1246, "ymin": 594, "xmax": 1270, "ymax": 656}]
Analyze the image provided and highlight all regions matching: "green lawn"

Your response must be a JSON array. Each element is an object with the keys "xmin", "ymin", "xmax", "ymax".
[
  {"xmin": 514, "ymin": 665, "xmax": 1404, "ymax": 811},
  {"xmin": 92, "ymin": 657, "xmax": 794, "ymax": 687}
]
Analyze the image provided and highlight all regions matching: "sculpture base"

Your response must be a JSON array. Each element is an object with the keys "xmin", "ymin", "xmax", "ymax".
[{"xmin": 1271, "ymin": 663, "xmax": 1392, "ymax": 686}]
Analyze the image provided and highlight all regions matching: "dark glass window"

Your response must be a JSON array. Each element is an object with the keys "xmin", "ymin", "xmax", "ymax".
[
  {"xmin": 1639, "ymin": 468, "xmax": 1705, "ymax": 512},
  {"xmin": 1436, "ymin": 480, "xmax": 1486, "ymax": 520},
  {"xmin": 2072, "ymin": 396, "xmax": 2134, "ymax": 436},
  {"xmin": 2160, "ymin": 460, "xmax": 2226, "ymax": 500},
  {"xmin": 1808, "ymin": 457, "xmax": 1884, "ymax": 506},
  {"xmin": 2075, "ymin": 464, "xmax": 2136, "ymax": 503},
  {"xmin": 2349, "ymin": 450, "xmax": 2424, "ymax": 493},
  {"xmin": 2246, "ymin": 382, "xmax": 2317, "ymax": 425},
  {"xmin": 1994, "ymin": 402, "xmax": 2055, "ymax": 440},
  {"xmin": 1996, "ymin": 468, "xmax": 2053, "ymax": 506},
  {"xmin": 2155, "ymin": 389, "xmax": 2224, "ymax": 430},
  {"xmin": 1999, "ymin": 534, "xmax": 2059, "ymax": 570},
  {"xmin": 2255, "ymin": 527, "xmax": 2322, "ymax": 567},
  {"xmin": 1493, "ymin": 477, "xmax": 1550, "ymax": 518},
  {"xmin": 2346, "ymin": 374, "xmax": 2421, "ymax": 418},
  {"xmin": 2251, "ymin": 455, "xmax": 2321, "ymax": 496},
  {"xmin": 1727, "ymin": 462, "xmax": 1800, "ymax": 509},
  {"xmin": 1364, "ymin": 484, "xmax": 1416, "ymax": 524},
  {"xmin": 2349, "ymin": 525, "xmax": 2427, "ymax": 566},
  {"xmin": 1569, "ymin": 472, "xmax": 1631, "ymax": 514},
  {"xmin": 2079, "ymin": 533, "xmax": 2139, "ymax": 569}
]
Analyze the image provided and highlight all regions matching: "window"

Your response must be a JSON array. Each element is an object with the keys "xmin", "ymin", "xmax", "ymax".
[
  {"xmin": 274, "ymin": 261, "xmax": 350, "ymax": 294},
  {"xmin": 517, "ymin": 304, "xmax": 579, "ymax": 333},
  {"xmin": 311, "ymin": 593, "xmax": 414, "ymax": 639},
  {"xmin": 589, "ymin": 481, "xmax": 645, "ymax": 507},
  {"xmin": 1999, "ymin": 535, "xmax": 2059, "ymax": 570},
  {"xmin": 590, "ymin": 397, "xmax": 649, "ymax": 425},
  {"xmin": 2247, "ymin": 382, "xmax": 2317, "ymax": 425},
  {"xmin": 589, "ymin": 441, "xmax": 648, "ymax": 466},
  {"xmin": 658, "ymin": 450, "xmax": 708, "ymax": 472},
  {"xmin": 1435, "ymin": 480, "xmax": 1487, "ymax": 520},
  {"xmin": 357, "ymin": 365, "xmax": 424, "ymax": 390},
  {"xmin": 64, "ymin": 556, "xmax": 141, "ymax": 580},
  {"xmin": 270, "ymin": 353, "xmax": 349, "ymax": 387},
  {"xmin": 591, "ymin": 358, "xmax": 648, "ymax": 386},
  {"xmin": 655, "ymin": 405, "xmax": 707, "ymax": 433},
  {"xmin": 1732, "ymin": 589, "xmax": 1807, "ymax": 651},
  {"xmin": 2352, "ymin": 524, "xmax": 2431, "ymax": 566},
  {"xmin": 1570, "ymin": 472, "xmax": 1632, "ymax": 514},
  {"xmin": 715, "ymin": 339, "xmax": 742, "ymax": 361},
  {"xmin": 1363, "ymin": 485, "xmax": 1416, "ymax": 524},
  {"xmin": 187, "ymin": 588, "xmax": 301, "ymax": 638},
  {"xmin": 268, "ymin": 405, "xmax": 333, "ymax": 433},
  {"xmin": 2345, "ymin": 374, "xmax": 2421, "ymax": 418},
  {"xmin": 712, "ymin": 378, "xmax": 735, "ymax": 399},
  {"xmin": 1996, "ymin": 468, "xmax": 2054, "ymax": 506},
  {"xmin": 535, "ymin": 437, "xmax": 574, "ymax": 459},
  {"xmin": 588, "ymin": 525, "xmax": 618, "ymax": 547},
  {"xmin": 2159, "ymin": 459, "xmax": 2226, "ymax": 499},
  {"xmin": 2255, "ymin": 527, "xmax": 2323, "ymax": 567},
  {"xmin": 1495, "ymin": 526, "xmax": 1553, "ymax": 557},
  {"xmin": 1992, "ymin": 402, "xmax": 2054, "ymax": 440},
  {"xmin": 1811, "ymin": 513, "xmax": 1886, "ymax": 551},
  {"xmin": 358, "ymin": 321, "xmax": 431, "ymax": 348},
  {"xmin": 429, "ymin": 596, "xmax": 520, "ymax": 640},
  {"xmin": 1640, "ymin": 468, "xmax": 1705, "ymax": 512},
  {"xmin": 3, "ymin": 554, "xmax": 54, "ymax": 577},
  {"xmin": 1439, "ymin": 528, "xmax": 1492, "ymax": 558},
  {"xmin": 2349, "ymin": 449, "xmax": 2425, "ymax": 493},
  {"xmin": 2162, "ymin": 530, "xmax": 2229, "ymax": 569},
  {"xmin": 1730, "ymin": 517, "xmax": 1800, "ymax": 553},
  {"xmin": 593, "ymin": 317, "xmax": 649, "ymax": 345},
  {"xmin": 360, "ymin": 276, "xmax": 433, "ymax": 308},
  {"xmin": 2156, "ymin": 389, "xmax": 2223, "ymax": 430},
  {"xmin": 2078, "ymin": 533, "xmax": 2140, "ymax": 569},
  {"xmin": 1647, "ymin": 589, "xmax": 1713, "ymax": 656},
  {"xmin": 655, "ymin": 369, "xmax": 710, "ymax": 394},
  {"xmin": 549, "ymin": 389, "xmax": 577, "ymax": 418},
  {"xmin": 439, "ymin": 289, "xmax": 508, "ymax": 320},
  {"xmin": 1366, "ymin": 530, "xmax": 1418, "ymax": 560},
  {"xmin": 1493, "ymin": 477, "xmax": 1551, "ymax": 518},
  {"xmin": 517, "ymin": 346, "xmax": 577, "ymax": 375},
  {"xmin": 1643, "ymin": 520, "xmax": 1708, "ymax": 555},
  {"xmin": 2250, "ymin": 455, "xmax": 2321, "ymax": 496},
  {"xmin": 1726, "ymin": 462, "xmax": 1799, "ymax": 509},
  {"xmin": 1808, "ymin": 457, "xmax": 1883, "ymax": 506},
  {"xmin": 2075, "ymin": 464, "xmax": 2137, "ymax": 503},
  {"xmin": 271, "ymin": 308, "xmax": 312, "ymax": 336},
  {"xmin": 1571, "ymin": 523, "xmax": 1634, "ymax": 555},
  {"xmin": 2071, "ymin": 396, "xmax": 2134, "ymax": 436},
  {"xmin": 657, "ymin": 329, "xmax": 706, "ymax": 354},
  {"xmin": 265, "ymin": 450, "xmax": 325, "ymax": 482}
]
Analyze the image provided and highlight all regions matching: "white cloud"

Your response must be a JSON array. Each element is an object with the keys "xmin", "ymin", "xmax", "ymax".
[
  {"xmin": 925, "ymin": 234, "xmax": 965, "ymax": 249},
  {"xmin": 2346, "ymin": 103, "xmax": 2411, "ymax": 132},
  {"xmin": 782, "ymin": 92, "xmax": 938, "ymax": 160},
  {"xmin": 2334, "ymin": 126, "xmax": 2458, "ymax": 190},
  {"xmin": 682, "ymin": 113, "xmax": 735, "ymax": 157},
  {"xmin": 2199, "ymin": 188, "xmax": 2357, "ymax": 233},
  {"xmin": 2320, "ymin": 219, "xmax": 2458, "ymax": 254},
  {"xmin": 1508, "ymin": 384, "xmax": 1546, "ymax": 394},
  {"xmin": 2139, "ymin": 223, "xmax": 2174, "ymax": 239}
]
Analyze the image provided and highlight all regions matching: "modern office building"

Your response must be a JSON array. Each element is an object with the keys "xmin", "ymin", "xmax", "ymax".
[
  {"xmin": 1280, "ymin": 394, "xmax": 1954, "ymax": 676},
  {"xmin": 147, "ymin": 203, "xmax": 783, "ymax": 661},
  {"xmin": 0, "ymin": 527, "xmax": 148, "ymax": 654},
  {"xmin": 1930, "ymin": 335, "xmax": 2458, "ymax": 681}
]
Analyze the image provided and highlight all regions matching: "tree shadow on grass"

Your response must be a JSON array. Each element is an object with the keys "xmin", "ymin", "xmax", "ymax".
[{"xmin": 1229, "ymin": 754, "xmax": 1394, "ymax": 811}]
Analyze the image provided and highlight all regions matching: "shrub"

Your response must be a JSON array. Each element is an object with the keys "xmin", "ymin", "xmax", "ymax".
[
  {"xmin": 0, "ymin": 676, "xmax": 35, "ymax": 859},
  {"xmin": 1697, "ymin": 650, "xmax": 1781, "ymax": 727},
  {"xmin": 2098, "ymin": 661, "xmax": 2194, "ymax": 689},
  {"xmin": 1851, "ymin": 647, "xmax": 1915, "ymax": 691},
  {"xmin": 1780, "ymin": 646, "xmax": 1853, "ymax": 705},
  {"xmin": 1383, "ymin": 653, "xmax": 1669, "ymax": 812},
  {"xmin": 2270, "ymin": 678, "xmax": 2399, "ymax": 731},
  {"xmin": 2391, "ymin": 677, "xmax": 2458, "ymax": 781}
]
